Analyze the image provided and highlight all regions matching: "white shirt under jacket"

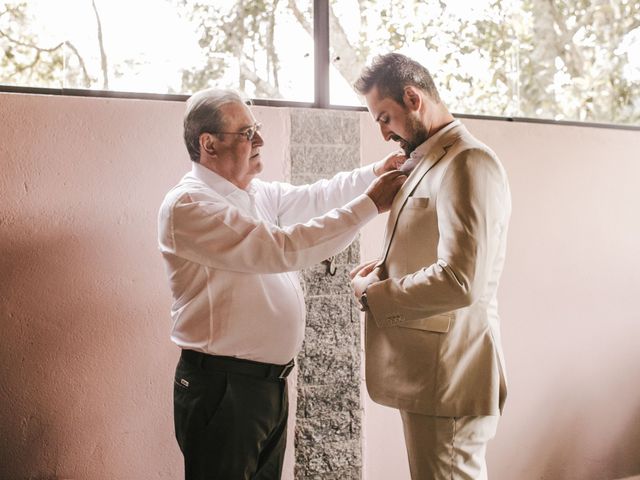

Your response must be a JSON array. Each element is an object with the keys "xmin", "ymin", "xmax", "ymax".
[{"xmin": 158, "ymin": 162, "xmax": 377, "ymax": 364}]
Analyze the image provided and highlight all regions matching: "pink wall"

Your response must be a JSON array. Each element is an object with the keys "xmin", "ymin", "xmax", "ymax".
[
  {"xmin": 0, "ymin": 92, "xmax": 294, "ymax": 479},
  {"xmin": 2, "ymin": 91, "xmax": 639, "ymax": 479},
  {"xmin": 360, "ymin": 114, "xmax": 640, "ymax": 480}
]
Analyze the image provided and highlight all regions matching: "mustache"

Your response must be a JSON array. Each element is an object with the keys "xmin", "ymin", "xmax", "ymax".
[{"xmin": 391, "ymin": 134, "xmax": 413, "ymax": 155}]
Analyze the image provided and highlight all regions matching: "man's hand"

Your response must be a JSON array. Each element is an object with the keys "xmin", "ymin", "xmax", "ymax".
[
  {"xmin": 373, "ymin": 150, "xmax": 407, "ymax": 175},
  {"xmin": 349, "ymin": 259, "xmax": 378, "ymax": 281},
  {"xmin": 366, "ymin": 170, "xmax": 407, "ymax": 213},
  {"xmin": 350, "ymin": 259, "xmax": 381, "ymax": 300}
]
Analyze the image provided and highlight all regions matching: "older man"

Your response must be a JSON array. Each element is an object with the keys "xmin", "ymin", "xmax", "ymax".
[
  {"xmin": 157, "ymin": 88, "xmax": 405, "ymax": 480},
  {"xmin": 351, "ymin": 53, "xmax": 511, "ymax": 479}
]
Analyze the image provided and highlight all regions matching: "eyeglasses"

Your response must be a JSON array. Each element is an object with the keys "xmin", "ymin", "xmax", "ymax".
[{"xmin": 212, "ymin": 122, "xmax": 262, "ymax": 142}]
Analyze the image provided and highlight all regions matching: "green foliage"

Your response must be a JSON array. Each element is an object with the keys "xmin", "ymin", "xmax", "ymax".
[
  {"xmin": 1, "ymin": 0, "xmax": 638, "ymax": 124},
  {"xmin": 0, "ymin": 2, "xmax": 66, "ymax": 86},
  {"xmin": 0, "ymin": 1, "xmax": 97, "ymax": 88},
  {"xmin": 508, "ymin": 0, "xmax": 640, "ymax": 123},
  {"xmin": 172, "ymin": 0, "xmax": 283, "ymax": 97}
]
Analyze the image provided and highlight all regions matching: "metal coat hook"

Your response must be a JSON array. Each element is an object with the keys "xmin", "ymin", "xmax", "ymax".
[{"xmin": 322, "ymin": 256, "xmax": 337, "ymax": 276}]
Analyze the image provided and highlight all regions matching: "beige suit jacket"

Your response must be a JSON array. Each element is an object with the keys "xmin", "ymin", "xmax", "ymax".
[{"xmin": 365, "ymin": 121, "xmax": 511, "ymax": 417}]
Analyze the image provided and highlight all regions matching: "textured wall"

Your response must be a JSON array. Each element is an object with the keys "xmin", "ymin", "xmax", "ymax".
[
  {"xmin": 0, "ymin": 93, "xmax": 186, "ymax": 480},
  {"xmin": 360, "ymin": 113, "xmax": 640, "ymax": 480},
  {"xmin": 3, "ymin": 91, "xmax": 638, "ymax": 480},
  {"xmin": 290, "ymin": 109, "xmax": 364, "ymax": 480},
  {"xmin": 0, "ymin": 93, "xmax": 293, "ymax": 480}
]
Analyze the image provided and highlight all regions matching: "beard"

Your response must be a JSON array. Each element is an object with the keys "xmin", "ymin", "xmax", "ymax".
[{"xmin": 391, "ymin": 114, "xmax": 430, "ymax": 156}]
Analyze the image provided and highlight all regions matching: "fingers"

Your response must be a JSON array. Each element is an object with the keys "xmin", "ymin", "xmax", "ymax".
[
  {"xmin": 388, "ymin": 151, "xmax": 407, "ymax": 172},
  {"xmin": 375, "ymin": 150, "xmax": 406, "ymax": 175},
  {"xmin": 349, "ymin": 265, "xmax": 359, "ymax": 279},
  {"xmin": 391, "ymin": 150, "xmax": 407, "ymax": 169},
  {"xmin": 367, "ymin": 170, "xmax": 407, "ymax": 213},
  {"xmin": 350, "ymin": 272, "xmax": 367, "ymax": 298},
  {"xmin": 350, "ymin": 268, "xmax": 381, "ymax": 298},
  {"xmin": 357, "ymin": 262, "xmax": 377, "ymax": 279},
  {"xmin": 388, "ymin": 170, "xmax": 408, "ymax": 192},
  {"xmin": 380, "ymin": 169, "xmax": 407, "ymax": 180},
  {"xmin": 349, "ymin": 259, "xmax": 378, "ymax": 279},
  {"xmin": 380, "ymin": 169, "xmax": 408, "ymax": 189},
  {"xmin": 393, "ymin": 172, "xmax": 407, "ymax": 188}
]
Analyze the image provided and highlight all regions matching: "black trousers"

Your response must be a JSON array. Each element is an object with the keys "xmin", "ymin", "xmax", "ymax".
[{"xmin": 173, "ymin": 350, "xmax": 290, "ymax": 480}]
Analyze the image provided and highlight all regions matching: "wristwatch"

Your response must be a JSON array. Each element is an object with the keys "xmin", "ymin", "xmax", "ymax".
[{"xmin": 359, "ymin": 290, "xmax": 369, "ymax": 312}]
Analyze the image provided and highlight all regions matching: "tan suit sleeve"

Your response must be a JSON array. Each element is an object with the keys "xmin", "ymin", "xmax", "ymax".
[{"xmin": 366, "ymin": 148, "xmax": 509, "ymax": 327}]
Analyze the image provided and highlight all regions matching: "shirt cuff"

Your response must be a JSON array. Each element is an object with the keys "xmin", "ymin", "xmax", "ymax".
[
  {"xmin": 348, "ymin": 193, "xmax": 378, "ymax": 222},
  {"xmin": 358, "ymin": 163, "xmax": 378, "ymax": 184}
]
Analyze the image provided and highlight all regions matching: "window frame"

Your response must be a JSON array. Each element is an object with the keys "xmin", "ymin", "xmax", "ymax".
[{"xmin": 1, "ymin": 0, "xmax": 638, "ymax": 132}]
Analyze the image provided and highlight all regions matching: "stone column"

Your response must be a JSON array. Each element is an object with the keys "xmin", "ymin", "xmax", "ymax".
[{"xmin": 289, "ymin": 108, "xmax": 363, "ymax": 480}]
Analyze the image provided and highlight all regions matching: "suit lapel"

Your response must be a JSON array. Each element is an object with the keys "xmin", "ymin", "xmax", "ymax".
[{"xmin": 376, "ymin": 145, "xmax": 446, "ymax": 267}]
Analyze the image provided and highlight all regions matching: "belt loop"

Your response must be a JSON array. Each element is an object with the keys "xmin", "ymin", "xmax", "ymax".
[{"xmin": 195, "ymin": 351, "xmax": 205, "ymax": 368}]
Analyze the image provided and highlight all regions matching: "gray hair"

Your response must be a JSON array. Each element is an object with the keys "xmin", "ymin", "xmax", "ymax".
[{"xmin": 183, "ymin": 88, "xmax": 247, "ymax": 163}]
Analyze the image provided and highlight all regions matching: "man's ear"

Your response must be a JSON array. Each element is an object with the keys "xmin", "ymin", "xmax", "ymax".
[
  {"xmin": 200, "ymin": 133, "xmax": 216, "ymax": 156},
  {"xmin": 402, "ymin": 86, "xmax": 422, "ymax": 112}
]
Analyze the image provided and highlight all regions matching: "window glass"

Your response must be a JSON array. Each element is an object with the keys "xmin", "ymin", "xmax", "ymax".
[
  {"xmin": 0, "ymin": 0, "xmax": 315, "ymax": 101},
  {"xmin": 172, "ymin": 0, "xmax": 314, "ymax": 100},
  {"xmin": 329, "ymin": 0, "xmax": 640, "ymax": 125},
  {"xmin": 2, "ymin": 0, "xmax": 638, "ymax": 125}
]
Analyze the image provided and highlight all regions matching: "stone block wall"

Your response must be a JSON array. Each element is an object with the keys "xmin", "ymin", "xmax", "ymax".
[{"xmin": 289, "ymin": 108, "xmax": 363, "ymax": 480}]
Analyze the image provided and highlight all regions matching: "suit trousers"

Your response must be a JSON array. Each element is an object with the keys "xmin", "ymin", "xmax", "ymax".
[
  {"xmin": 399, "ymin": 411, "xmax": 499, "ymax": 480},
  {"xmin": 173, "ymin": 352, "xmax": 289, "ymax": 480}
]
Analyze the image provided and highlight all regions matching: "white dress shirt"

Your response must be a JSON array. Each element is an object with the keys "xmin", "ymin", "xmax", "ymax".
[{"xmin": 158, "ymin": 162, "xmax": 377, "ymax": 364}]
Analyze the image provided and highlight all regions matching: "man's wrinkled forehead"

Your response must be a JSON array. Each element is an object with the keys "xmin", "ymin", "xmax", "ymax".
[{"xmin": 220, "ymin": 101, "xmax": 256, "ymax": 128}]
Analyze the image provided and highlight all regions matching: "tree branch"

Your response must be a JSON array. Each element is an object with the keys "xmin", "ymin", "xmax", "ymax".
[
  {"xmin": 625, "ymin": 18, "xmax": 640, "ymax": 33},
  {"xmin": 15, "ymin": 49, "xmax": 41, "ymax": 75},
  {"xmin": 288, "ymin": 0, "xmax": 312, "ymax": 35},
  {"xmin": 0, "ymin": 30, "xmax": 63, "ymax": 52},
  {"xmin": 268, "ymin": 0, "xmax": 280, "ymax": 89},
  {"xmin": 240, "ymin": 62, "xmax": 282, "ymax": 98},
  {"xmin": 288, "ymin": 0, "xmax": 363, "ymax": 89},
  {"xmin": 92, "ymin": 0, "xmax": 109, "ymax": 89},
  {"xmin": 235, "ymin": 2, "xmax": 246, "ymax": 91},
  {"xmin": 65, "ymin": 41, "xmax": 92, "ymax": 88},
  {"xmin": 328, "ymin": 6, "xmax": 364, "ymax": 87},
  {"xmin": 547, "ymin": 0, "xmax": 584, "ymax": 77}
]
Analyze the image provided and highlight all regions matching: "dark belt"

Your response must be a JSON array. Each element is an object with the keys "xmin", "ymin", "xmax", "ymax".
[{"xmin": 181, "ymin": 349, "xmax": 295, "ymax": 380}]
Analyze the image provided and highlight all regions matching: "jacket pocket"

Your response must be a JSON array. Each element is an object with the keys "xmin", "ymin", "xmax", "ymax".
[{"xmin": 397, "ymin": 313, "xmax": 451, "ymax": 333}]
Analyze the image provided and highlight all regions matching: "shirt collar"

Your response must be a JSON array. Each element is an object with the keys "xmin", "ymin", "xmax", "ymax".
[
  {"xmin": 191, "ymin": 162, "xmax": 256, "ymax": 197},
  {"xmin": 408, "ymin": 119, "xmax": 462, "ymax": 164},
  {"xmin": 191, "ymin": 163, "xmax": 257, "ymax": 215}
]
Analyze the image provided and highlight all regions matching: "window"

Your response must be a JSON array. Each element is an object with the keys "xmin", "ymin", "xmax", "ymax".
[
  {"xmin": 329, "ymin": 0, "xmax": 640, "ymax": 125},
  {"xmin": 0, "ymin": 0, "xmax": 315, "ymax": 101},
  {"xmin": 2, "ymin": 0, "xmax": 639, "ymax": 126}
]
